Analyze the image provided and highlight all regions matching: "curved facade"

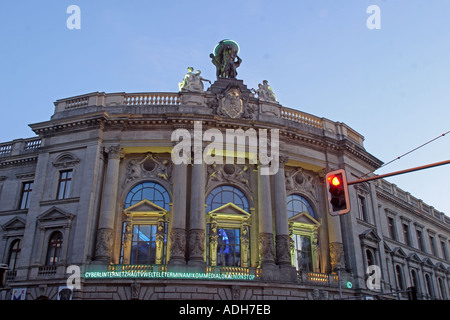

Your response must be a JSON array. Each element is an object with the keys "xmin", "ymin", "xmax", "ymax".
[{"xmin": 0, "ymin": 65, "xmax": 449, "ymax": 300}]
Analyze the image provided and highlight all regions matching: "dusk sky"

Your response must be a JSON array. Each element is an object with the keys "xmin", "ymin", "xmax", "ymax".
[{"xmin": 1, "ymin": 1, "xmax": 449, "ymax": 214}]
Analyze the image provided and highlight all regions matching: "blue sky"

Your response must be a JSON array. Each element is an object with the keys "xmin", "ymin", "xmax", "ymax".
[{"xmin": 1, "ymin": 0, "xmax": 449, "ymax": 214}]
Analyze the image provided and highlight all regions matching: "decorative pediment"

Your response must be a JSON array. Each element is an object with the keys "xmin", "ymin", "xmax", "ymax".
[
  {"xmin": 435, "ymin": 262, "xmax": 447, "ymax": 272},
  {"xmin": 1, "ymin": 217, "xmax": 26, "ymax": 231},
  {"xmin": 208, "ymin": 202, "xmax": 250, "ymax": 220},
  {"xmin": 359, "ymin": 228, "xmax": 381, "ymax": 243},
  {"xmin": 392, "ymin": 247, "xmax": 407, "ymax": 258},
  {"xmin": 407, "ymin": 252, "xmax": 422, "ymax": 264},
  {"xmin": 52, "ymin": 153, "xmax": 80, "ymax": 168},
  {"xmin": 123, "ymin": 199, "xmax": 167, "ymax": 217},
  {"xmin": 422, "ymin": 257, "xmax": 434, "ymax": 268},
  {"xmin": 37, "ymin": 206, "xmax": 74, "ymax": 222},
  {"xmin": 289, "ymin": 212, "xmax": 320, "ymax": 227}
]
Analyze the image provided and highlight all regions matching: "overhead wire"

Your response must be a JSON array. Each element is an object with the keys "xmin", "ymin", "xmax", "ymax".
[{"xmin": 358, "ymin": 130, "xmax": 450, "ymax": 179}]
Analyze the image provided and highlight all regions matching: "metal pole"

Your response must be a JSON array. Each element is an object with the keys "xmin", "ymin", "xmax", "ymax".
[{"xmin": 348, "ymin": 159, "xmax": 450, "ymax": 186}]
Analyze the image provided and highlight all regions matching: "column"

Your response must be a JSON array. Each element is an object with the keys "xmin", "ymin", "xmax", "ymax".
[
  {"xmin": 95, "ymin": 145, "xmax": 121, "ymax": 263},
  {"xmin": 258, "ymin": 165, "xmax": 275, "ymax": 266},
  {"xmin": 168, "ymin": 162, "xmax": 187, "ymax": 267},
  {"xmin": 188, "ymin": 162, "xmax": 206, "ymax": 268},
  {"xmin": 273, "ymin": 156, "xmax": 291, "ymax": 265}
]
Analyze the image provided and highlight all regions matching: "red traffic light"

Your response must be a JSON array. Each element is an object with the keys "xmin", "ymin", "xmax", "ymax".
[{"xmin": 325, "ymin": 169, "xmax": 350, "ymax": 216}]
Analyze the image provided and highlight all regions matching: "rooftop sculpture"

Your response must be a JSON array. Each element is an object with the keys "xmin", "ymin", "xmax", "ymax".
[{"xmin": 210, "ymin": 39, "xmax": 242, "ymax": 79}]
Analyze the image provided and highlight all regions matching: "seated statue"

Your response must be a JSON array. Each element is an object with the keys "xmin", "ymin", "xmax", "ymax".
[{"xmin": 179, "ymin": 67, "xmax": 211, "ymax": 92}]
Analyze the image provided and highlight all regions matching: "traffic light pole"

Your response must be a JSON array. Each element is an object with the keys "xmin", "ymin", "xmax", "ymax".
[{"xmin": 347, "ymin": 159, "xmax": 450, "ymax": 186}]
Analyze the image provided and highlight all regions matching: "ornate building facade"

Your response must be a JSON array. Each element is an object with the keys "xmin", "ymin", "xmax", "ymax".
[{"xmin": 0, "ymin": 42, "xmax": 449, "ymax": 300}]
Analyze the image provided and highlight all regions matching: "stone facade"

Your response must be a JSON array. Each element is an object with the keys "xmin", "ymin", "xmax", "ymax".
[{"xmin": 0, "ymin": 77, "xmax": 449, "ymax": 300}]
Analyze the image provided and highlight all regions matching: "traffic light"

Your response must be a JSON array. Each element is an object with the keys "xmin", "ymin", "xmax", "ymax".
[{"xmin": 325, "ymin": 169, "xmax": 350, "ymax": 216}]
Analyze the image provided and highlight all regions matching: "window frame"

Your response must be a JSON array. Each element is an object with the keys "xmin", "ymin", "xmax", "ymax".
[{"xmin": 57, "ymin": 169, "xmax": 73, "ymax": 200}]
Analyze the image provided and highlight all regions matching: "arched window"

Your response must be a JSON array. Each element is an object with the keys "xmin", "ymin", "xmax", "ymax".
[
  {"xmin": 286, "ymin": 194, "xmax": 315, "ymax": 218},
  {"xmin": 395, "ymin": 265, "xmax": 404, "ymax": 290},
  {"xmin": 8, "ymin": 239, "xmax": 21, "ymax": 271},
  {"xmin": 206, "ymin": 185, "xmax": 249, "ymax": 212},
  {"xmin": 46, "ymin": 232, "xmax": 63, "ymax": 265},
  {"xmin": 206, "ymin": 186, "xmax": 250, "ymax": 267},
  {"xmin": 366, "ymin": 249, "xmax": 374, "ymax": 267},
  {"xmin": 425, "ymin": 274, "xmax": 434, "ymax": 298},
  {"xmin": 122, "ymin": 182, "xmax": 170, "ymax": 265},
  {"xmin": 125, "ymin": 182, "xmax": 170, "ymax": 210}
]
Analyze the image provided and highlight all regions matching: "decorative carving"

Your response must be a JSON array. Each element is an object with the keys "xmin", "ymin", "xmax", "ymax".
[
  {"xmin": 275, "ymin": 234, "xmax": 291, "ymax": 265},
  {"xmin": 124, "ymin": 153, "xmax": 173, "ymax": 187},
  {"xmin": 179, "ymin": 67, "xmax": 211, "ymax": 92},
  {"xmin": 240, "ymin": 225, "xmax": 250, "ymax": 267},
  {"xmin": 95, "ymin": 228, "xmax": 113, "ymax": 260},
  {"xmin": 285, "ymin": 167, "xmax": 318, "ymax": 201},
  {"xmin": 207, "ymin": 163, "xmax": 251, "ymax": 191},
  {"xmin": 252, "ymin": 80, "xmax": 277, "ymax": 103},
  {"xmin": 131, "ymin": 283, "xmax": 140, "ymax": 300},
  {"xmin": 209, "ymin": 221, "xmax": 218, "ymax": 266},
  {"xmin": 155, "ymin": 219, "xmax": 166, "ymax": 264},
  {"xmin": 258, "ymin": 233, "xmax": 275, "ymax": 264},
  {"xmin": 106, "ymin": 145, "xmax": 122, "ymax": 160},
  {"xmin": 189, "ymin": 229, "xmax": 205, "ymax": 260},
  {"xmin": 208, "ymin": 85, "xmax": 256, "ymax": 120},
  {"xmin": 231, "ymin": 285, "xmax": 240, "ymax": 300},
  {"xmin": 169, "ymin": 228, "xmax": 186, "ymax": 260},
  {"xmin": 329, "ymin": 242, "xmax": 346, "ymax": 271}
]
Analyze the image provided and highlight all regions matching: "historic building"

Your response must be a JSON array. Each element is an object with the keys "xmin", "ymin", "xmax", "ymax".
[{"xmin": 0, "ymin": 40, "xmax": 449, "ymax": 300}]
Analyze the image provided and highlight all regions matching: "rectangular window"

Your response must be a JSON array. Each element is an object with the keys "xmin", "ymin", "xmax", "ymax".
[
  {"xmin": 429, "ymin": 236, "xmax": 437, "ymax": 256},
  {"xmin": 131, "ymin": 224, "xmax": 157, "ymax": 265},
  {"xmin": 57, "ymin": 170, "xmax": 72, "ymax": 200},
  {"xmin": 358, "ymin": 195, "xmax": 368, "ymax": 222},
  {"xmin": 217, "ymin": 228, "xmax": 241, "ymax": 267},
  {"xmin": 440, "ymin": 241, "xmax": 448, "ymax": 261},
  {"xmin": 292, "ymin": 234, "xmax": 312, "ymax": 272},
  {"xmin": 19, "ymin": 181, "xmax": 33, "ymax": 209},
  {"xmin": 387, "ymin": 217, "xmax": 396, "ymax": 240},
  {"xmin": 416, "ymin": 230, "xmax": 424, "ymax": 251},
  {"xmin": 402, "ymin": 224, "xmax": 411, "ymax": 246}
]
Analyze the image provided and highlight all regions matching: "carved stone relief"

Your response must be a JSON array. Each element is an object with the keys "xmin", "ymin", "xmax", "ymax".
[
  {"xmin": 207, "ymin": 163, "xmax": 251, "ymax": 192},
  {"xmin": 124, "ymin": 153, "xmax": 173, "ymax": 187},
  {"xmin": 285, "ymin": 167, "xmax": 318, "ymax": 201}
]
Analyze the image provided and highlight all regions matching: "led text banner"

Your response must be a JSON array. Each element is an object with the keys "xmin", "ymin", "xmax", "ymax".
[{"xmin": 84, "ymin": 271, "xmax": 256, "ymax": 281}]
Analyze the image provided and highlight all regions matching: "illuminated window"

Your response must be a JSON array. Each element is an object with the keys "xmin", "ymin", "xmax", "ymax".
[
  {"xmin": 130, "ymin": 225, "xmax": 158, "ymax": 265},
  {"xmin": 57, "ymin": 170, "xmax": 72, "ymax": 199},
  {"xmin": 46, "ymin": 232, "xmax": 63, "ymax": 265},
  {"xmin": 125, "ymin": 182, "xmax": 170, "ymax": 210},
  {"xmin": 206, "ymin": 186, "xmax": 250, "ymax": 267},
  {"xmin": 292, "ymin": 234, "xmax": 312, "ymax": 271},
  {"xmin": 206, "ymin": 185, "xmax": 249, "ymax": 212},
  {"xmin": 286, "ymin": 194, "xmax": 315, "ymax": 218},
  {"xmin": 19, "ymin": 181, "xmax": 33, "ymax": 209}
]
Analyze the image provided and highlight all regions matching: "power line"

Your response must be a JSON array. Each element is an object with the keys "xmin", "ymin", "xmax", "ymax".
[{"xmin": 359, "ymin": 130, "xmax": 450, "ymax": 179}]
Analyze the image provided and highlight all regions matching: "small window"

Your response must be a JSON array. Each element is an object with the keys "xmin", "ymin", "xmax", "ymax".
[
  {"xmin": 57, "ymin": 170, "xmax": 73, "ymax": 199},
  {"xmin": 46, "ymin": 232, "xmax": 63, "ymax": 265},
  {"xmin": 402, "ymin": 224, "xmax": 411, "ymax": 246},
  {"xmin": 19, "ymin": 181, "xmax": 33, "ymax": 209},
  {"xmin": 416, "ymin": 230, "xmax": 424, "ymax": 251}
]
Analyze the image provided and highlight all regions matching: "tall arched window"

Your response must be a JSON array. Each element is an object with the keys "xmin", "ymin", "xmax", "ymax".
[
  {"xmin": 287, "ymin": 194, "xmax": 318, "ymax": 272},
  {"xmin": 122, "ymin": 181, "xmax": 170, "ymax": 265},
  {"xmin": 125, "ymin": 182, "xmax": 170, "ymax": 210},
  {"xmin": 46, "ymin": 232, "xmax": 63, "ymax": 265},
  {"xmin": 395, "ymin": 265, "xmax": 405, "ymax": 290},
  {"xmin": 206, "ymin": 185, "xmax": 250, "ymax": 267},
  {"xmin": 286, "ymin": 194, "xmax": 315, "ymax": 218},
  {"xmin": 8, "ymin": 239, "xmax": 21, "ymax": 271}
]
